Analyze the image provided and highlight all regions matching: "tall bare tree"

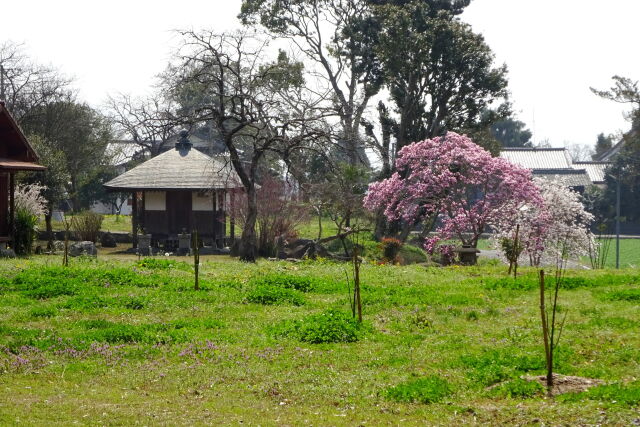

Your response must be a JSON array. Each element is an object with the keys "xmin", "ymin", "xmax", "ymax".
[
  {"xmin": 240, "ymin": 0, "xmax": 384, "ymax": 166},
  {"xmin": 168, "ymin": 30, "xmax": 328, "ymax": 262},
  {"xmin": 105, "ymin": 93, "xmax": 177, "ymax": 158},
  {"xmin": 0, "ymin": 41, "xmax": 71, "ymax": 121}
]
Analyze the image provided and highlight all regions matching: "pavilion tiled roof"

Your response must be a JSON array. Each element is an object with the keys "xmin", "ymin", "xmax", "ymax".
[
  {"xmin": 104, "ymin": 144, "xmax": 242, "ymax": 191},
  {"xmin": 532, "ymin": 168, "xmax": 592, "ymax": 187},
  {"xmin": 573, "ymin": 161, "xmax": 610, "ymax": 184},
  {"xmin": 499, "ymin": 147, "xmax": 573, "ymax": 169}
]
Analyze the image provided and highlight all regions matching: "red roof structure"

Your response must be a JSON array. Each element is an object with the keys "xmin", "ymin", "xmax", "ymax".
[{"xmin": 0, "ymin": 101, "xmax": 45, "ymax": 245}]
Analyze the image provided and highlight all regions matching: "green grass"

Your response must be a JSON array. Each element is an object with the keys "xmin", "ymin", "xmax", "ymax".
[
  {"xmin": 40, "ymin": 213, "xmax": 132, "ymax": 234},
  {"xmin": 0, "ymin": 255, "xmax": 638, "ymax": 424},
  {"xmin": 583, "ymin": 238, "xmax": 640, "ymax": 269}
]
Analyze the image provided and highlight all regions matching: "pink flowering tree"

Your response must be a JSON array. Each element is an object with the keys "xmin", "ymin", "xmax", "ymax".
[{"xmin": 363, "ymin": 133, "xmax": 543, "ymax": 258}]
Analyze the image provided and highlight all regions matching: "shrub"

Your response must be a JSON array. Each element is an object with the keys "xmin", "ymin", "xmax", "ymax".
[
  {"xmin": 490, "ymin": 378, "xmax": 544, "ymax": 398},
  {"xmin": 71, "ymin": 212, "xmax": 104, "ymax": 243},
  {"xmin": 380, "ymin": 237, "xmax": 403, "ymax": 263},
  {"xmin": 272, "ymin": 309, "xmax": 364, "ymax": 343},
  {"xmin": 384, "ymin": 376, "xmax": 451, "ymax": 404},
  {"xmin": 13, "ymin": 183, "xmax": 47, "ymax": 256},
  {"xmin": 233, "ymin": 176, "xmax": 310, "ymax": 257},
  {"xmin": 246, "ymin": 285, "xmax": 305, "ymax": 306},
  {"xmin": 14, "ymin": 208, "xmax": 40, "ymax": 256},
  {"xmin": 558, "ymin": 381, "xmax": 640, "ymax": 406}
]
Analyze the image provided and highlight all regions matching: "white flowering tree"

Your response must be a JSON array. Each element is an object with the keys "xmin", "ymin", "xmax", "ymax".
[
  {"xmin": 494, "ymin": 178, "xmax": 595, "ymax": 266},
  {"xmin": 14, "ymin": 183, "xmax": 48, "ymax": 255}
]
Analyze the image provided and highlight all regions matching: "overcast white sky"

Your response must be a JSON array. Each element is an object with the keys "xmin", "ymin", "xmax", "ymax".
[{"xmin": 1, "ymin": 0, "xmax": 638, "ymax": 148}]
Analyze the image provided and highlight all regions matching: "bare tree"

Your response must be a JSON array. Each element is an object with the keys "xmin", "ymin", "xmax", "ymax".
[
  {"xmin": 105, "ymin": 93, "xmax": 177, "ymax": 158},
  {"xmin": 0, "ymin": 41, "xmax": 71, "ymax": 121},
  {"xmin": 169, "ymin": 30, "xmax": 328, "ymax": 262},
  {"xmin": 240, "ymin": 0, "xmax": 383, "ymax": 166}
]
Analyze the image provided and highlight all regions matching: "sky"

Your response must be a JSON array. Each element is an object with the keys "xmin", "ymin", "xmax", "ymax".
[{"xmin": 1, "ymin": 0, "xmax": 638, "ymax": 149}]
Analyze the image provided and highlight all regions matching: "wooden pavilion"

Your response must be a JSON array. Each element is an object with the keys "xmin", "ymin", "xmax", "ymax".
[
  {"xmin": 104, "ymin": 130, "xmax": 242, "ymax": 250},
  {"xmin": 0, "ymin": 102, "xmax": 45, "ymax": 248}
]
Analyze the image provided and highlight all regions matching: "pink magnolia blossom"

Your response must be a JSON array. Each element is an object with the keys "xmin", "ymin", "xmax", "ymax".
[{"xmin": 364, "ymin": 132, "xmax": 543, "ymax": 251}]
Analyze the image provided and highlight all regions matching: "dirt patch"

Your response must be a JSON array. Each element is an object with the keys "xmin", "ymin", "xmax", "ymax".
[{"xmin": 522, "ymin": 374, "xmax": 605, "ymax": 395}]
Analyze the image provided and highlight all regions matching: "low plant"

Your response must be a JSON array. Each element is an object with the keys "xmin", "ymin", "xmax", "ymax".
[
  {"xmin": 272, "ymin": 309, "xmax": 365, "ymax": 343},
  {"xmin": 460, "ymin": 350, "xmax": 544, "ymax": 387},
  {"xmin": 71, "ymin": 211, "xmax": 104, "ymax": 243},
  {"xmin": 13, "ymin": 183, "xmax": 48, "ymax": 256},
  {"xmin": 602, "ymin": 288, "xmax": 640, "ymax": 302},
  {"xmin": 135, "ymin": 258, "xmax": 191, "ymax": 271},
  {"xmin": 384, "ymin": 376, "xmax": 451, "ymax": 404},
  {"xmin": 489, "ymin": 378, "xmax": 544, "ymax": 398},
  {"xmin": 250, "ymin": 274, "xmax": 316, "ymax": 292},
  {"xmin": 28, "ymin": 306, "xmax": 57, "ymax": 318},
  {"xmin": 246, "ymin": 285, "xmax": 305, "ymax": 306},
  {"xmin": 380, "ymin": 237, "xmax": 403, "ymax": 264},
  {"xmin": 557, "ymin": 381, "xmax": 640, "ymax": 406},
  {"xmin": 14, "ymin": 208, "xmax": 39, "ymax": 256}
]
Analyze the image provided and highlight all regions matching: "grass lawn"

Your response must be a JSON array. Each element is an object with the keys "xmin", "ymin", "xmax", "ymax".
[
  {"xmin": 40, "ymin": 214, "xmax": 132, "ymax": 234},
  {"xmin": 0, "ymin": 252, "xmax": 638, "ymax": 425}
]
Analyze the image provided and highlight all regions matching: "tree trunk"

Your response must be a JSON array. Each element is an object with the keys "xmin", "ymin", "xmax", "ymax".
[
  {"xmin": 239, "ymin": 185, "xmax": 258, "ymax": 262},
  {"xmin": 45, "ymin": 209, "xmax": 54, "ymax": 250}
]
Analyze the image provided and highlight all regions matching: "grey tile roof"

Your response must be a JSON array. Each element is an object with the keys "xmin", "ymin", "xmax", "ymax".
[
  {"xmin": 573, "ymin": 161, "xmax": 611, "ymax": 184},
  {"xmin": 104, "ymin": 145, "xmax": 243, "ymax": 191},
  {"xmin": 500, "ymin": 148, "xmax": 573, "ymax": 169},
  {"xmin": 532, "ymin": 169, "xmax": 592, "ymax": 187}
]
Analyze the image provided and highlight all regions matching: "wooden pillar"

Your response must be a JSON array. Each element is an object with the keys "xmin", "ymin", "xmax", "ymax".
[
  {"xmin": 219, "ymin": 191, "xmax": 226, "ymax": 245},
  {"xmin": 141, "ymin": 191, "xmax": 146, "ymax": 235},
  {"xmin": 212, "ymin": 189, "xmax": 218, "ymax": 246},
  {"xmin": 131, "ymin": 191, "xmax": 138, "ymax": 248},
  {"xmin": 9, "ymin": 172, "xmax": 14, "ymax": 245}
]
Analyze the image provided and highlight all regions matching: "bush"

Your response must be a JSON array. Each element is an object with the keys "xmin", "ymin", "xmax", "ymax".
[
  {"xmin": 14, "ymin": 208, "xmax": 39, "ymax": 256},
  {"xmin": 272, "ymin": 309, "xmax": 364, "ymax": 343},
  {"xmin": 71, "ymin": 212, "xmax": 104, "ymax": 243},
  {"xmin": 490, "ymin": 378, "xmax": 544, "ymax": 398},
  {"xmin": 13, "ymin": 183, "xmax": 47, "ymax": 256},
  {"xmin": 246, "ymin": 285, "xmax": 305, "ymax": 306},
  {"xmin": 384, "ymin": 376, "xmax": 451, "ymax": 404},
  {"xmin": 380, "ymin": 237, "xmax": 403, "ymax": 263}
]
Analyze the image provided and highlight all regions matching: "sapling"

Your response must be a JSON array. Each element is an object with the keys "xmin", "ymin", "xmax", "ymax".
[
  {"xmin": 343, "ymin": 227, "xmax": 364, "ymax": 322},
  {"xmin": 192, "ymin": 229, "xmax": 200, "ymax": 291},
  {"xmin": 62, "ymin": 216, "xmax": 71, "ymax": 267},
  {"xmin": 538, "ymin": 240, "xmax": 569, "ymax": 391}
]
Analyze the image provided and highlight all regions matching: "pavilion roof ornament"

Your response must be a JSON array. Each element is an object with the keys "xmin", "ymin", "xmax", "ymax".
[{"xmin": 175, "ymin": 128, "xmax": 192, "ymax": 152}]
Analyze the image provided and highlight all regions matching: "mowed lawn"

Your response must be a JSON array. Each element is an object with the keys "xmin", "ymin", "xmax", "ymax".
[{"xmin": 0, "ymin": 254, "xmax": 638, "ymax": 425}]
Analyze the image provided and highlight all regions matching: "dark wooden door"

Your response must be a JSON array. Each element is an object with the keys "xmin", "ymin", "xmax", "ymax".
[{"xmin": 166, "ymin": 191, "xmax": 192, "ymax": 234}]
